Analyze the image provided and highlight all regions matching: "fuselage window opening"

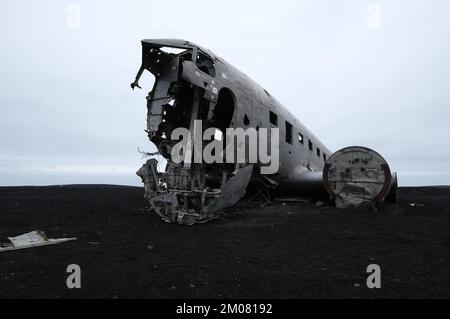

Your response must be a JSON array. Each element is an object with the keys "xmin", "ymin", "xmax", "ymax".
[
  {"xmin": 196, "ymin": 51, "xmax": 216, "ymax": 77},
  {"xmin": 285, "ymin": 121, "xmax": 293, "ymax": 144},
  {"xmin": 269, "ymin": 111, "xmax": 278, "ymax": 126},
  {"xmin": 323, "ymin": 153, "xmax": 327, "ymax": 162},
  {"xmin": 298, "ymin": 132, "xmax": 304, "ymax": 144},
  {"xmin": 243, "ymin": 114, "xmax": 250, "ymax": 126},
  {"xmin": 308, "ymin": 139, "xmax": 313, "ymax": 151},
  {"xmin": 316, "ymin": 147, "xmax": 321, "ymax": 157}
]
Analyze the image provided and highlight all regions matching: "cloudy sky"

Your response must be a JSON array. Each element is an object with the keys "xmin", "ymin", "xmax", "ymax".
[{"xmin": 0, "ymin": 0, "xmax": 449, "ymax": 186}]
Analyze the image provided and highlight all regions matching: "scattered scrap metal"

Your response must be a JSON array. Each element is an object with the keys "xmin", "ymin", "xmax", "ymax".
[{"xmin": 0, "ymin": 230, "xmax": 77, "ymax": 252}]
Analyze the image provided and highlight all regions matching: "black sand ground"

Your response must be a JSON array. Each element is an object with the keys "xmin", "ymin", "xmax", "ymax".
[{"xmin": 0, "ymin": 185, "xmax": 449, "ymax": 298}]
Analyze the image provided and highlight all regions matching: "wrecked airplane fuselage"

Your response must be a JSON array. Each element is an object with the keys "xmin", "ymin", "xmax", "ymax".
[
  {"xmin": 132, "ymin": 39, "xmax": 271, "ymax": 224},
  {"xmin": 131, "ymin": 39, "xmax": 397, "ymax": 224}
]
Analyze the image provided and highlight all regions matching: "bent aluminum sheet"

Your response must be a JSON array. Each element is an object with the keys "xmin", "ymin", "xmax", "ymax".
[{"xmin": 0, "ymin": 230, "xmax": 77, "ymax": 252}]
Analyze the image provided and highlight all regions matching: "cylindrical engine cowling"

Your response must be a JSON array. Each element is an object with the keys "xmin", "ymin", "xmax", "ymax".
[{"xmin": 323, "ymin": 146, "xmax": 396, "ymax": 204}]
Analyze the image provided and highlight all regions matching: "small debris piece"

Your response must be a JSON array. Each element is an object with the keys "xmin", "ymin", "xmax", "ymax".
[
  {"xmin": 315, "ymin": 200, "xmax": 325, "ymax": 207},
  {"xmin": 0, "ymin": 230, "xmax": 76, "ymax": 252}
]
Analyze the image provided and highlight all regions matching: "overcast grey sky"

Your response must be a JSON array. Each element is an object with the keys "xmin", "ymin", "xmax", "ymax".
[{"xmin": 0, "ymin": 0, "xmax": 449, "ymax": 186}]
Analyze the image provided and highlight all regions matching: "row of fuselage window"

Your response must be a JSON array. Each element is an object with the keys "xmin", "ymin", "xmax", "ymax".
[{"xmin": 269, "ymin": 111, "xmax": 327, "ymax": 162}]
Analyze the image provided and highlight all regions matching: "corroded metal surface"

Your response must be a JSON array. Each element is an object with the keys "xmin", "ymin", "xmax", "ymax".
[{"xmin": 323, "ymin": 146, "xmax": 396, "ymax": 208}]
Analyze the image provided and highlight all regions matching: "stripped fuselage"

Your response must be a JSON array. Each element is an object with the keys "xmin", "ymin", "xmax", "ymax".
[{"xmin": 132, "ymin": 39, "xmax": 333, "ymax": 224}]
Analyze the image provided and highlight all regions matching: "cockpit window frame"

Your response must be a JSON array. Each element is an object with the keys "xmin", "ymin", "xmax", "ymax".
[{"xmin": 195, "ymin": 49, "xmax": 216, "ymax": 77}]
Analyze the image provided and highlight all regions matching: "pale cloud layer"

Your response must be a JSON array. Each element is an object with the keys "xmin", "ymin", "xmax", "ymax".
[{"xmin": 0, "ymin": 0, "xmax": 449, "ymax": 186}]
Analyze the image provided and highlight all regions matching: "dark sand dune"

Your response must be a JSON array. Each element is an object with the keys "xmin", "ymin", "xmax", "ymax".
[{"xmin": 0, "ymin": 185, "xmax": 449, "ymax": 298}]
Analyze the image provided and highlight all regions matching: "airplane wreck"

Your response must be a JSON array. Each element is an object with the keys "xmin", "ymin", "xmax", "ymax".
[{"xmin": 131, "ymin": 39, "xmax": 398, "ymax": 224}]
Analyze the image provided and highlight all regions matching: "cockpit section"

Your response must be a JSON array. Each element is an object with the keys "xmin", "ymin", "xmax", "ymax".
[{"xmin": 132, "ymin": 40, "xmax": 248, "ymax": 225}]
